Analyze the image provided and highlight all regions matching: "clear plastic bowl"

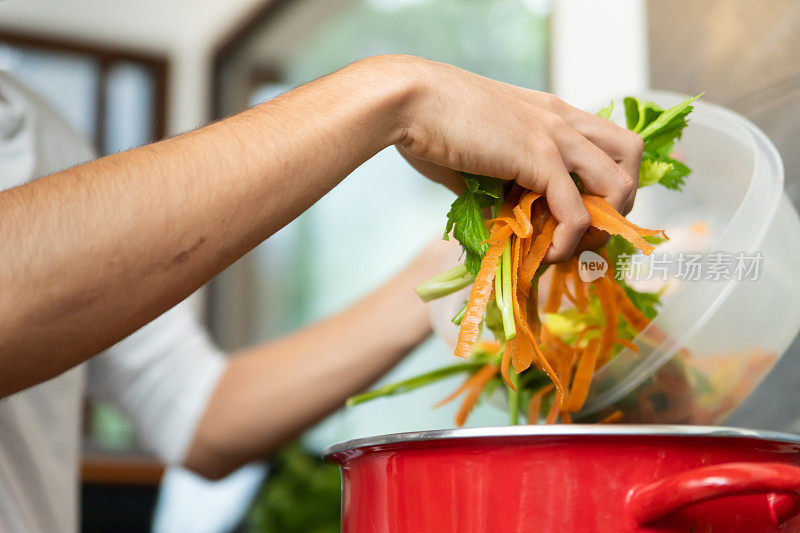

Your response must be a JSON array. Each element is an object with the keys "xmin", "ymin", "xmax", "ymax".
[{"xmin": 431, "ymin": 91, "xmax": 800, "ymax": 424}]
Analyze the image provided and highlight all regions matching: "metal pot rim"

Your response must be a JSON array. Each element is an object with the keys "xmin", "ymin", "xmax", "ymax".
[{"xmin": 323, "ymin": 424, "xmax": 800, "ymax": 458}]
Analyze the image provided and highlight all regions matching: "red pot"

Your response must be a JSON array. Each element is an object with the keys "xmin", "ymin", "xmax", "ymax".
[{"xmin": 324, "ymin": 425, "xmax": 800, "ymax": 532}]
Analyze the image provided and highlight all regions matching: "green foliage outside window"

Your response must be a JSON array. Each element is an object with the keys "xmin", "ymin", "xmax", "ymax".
[{"xmin": 249, "ymin": 445, "xmax": 341, "ymax": 533}]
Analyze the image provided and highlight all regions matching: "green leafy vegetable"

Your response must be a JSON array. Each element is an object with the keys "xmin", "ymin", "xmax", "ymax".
[
  {"xmin": 621, "ymin": 283, "xmax": 661, "ymax": 319},
  {"xmin": 603, "ymin": 234, "xmax": 664, "ymax": 322},
  {"xmin": 653, "ymin": 155, "xmax": 690, "ymax": 190},
  {"xmin": 623, "ymin": 97, "xmax": 640, "ymax": 130},
  {"xmin": 624, "ymin": 97, "xmax": 664, "ymax": 133},
  {"xmin": 639, "ymin": 158, "xmax": 672, "ymax": 188},
  {"xmin": 249, "ymin": 444, "xmax": 340, "ymax": 533},
  {"xmin": 604, "ymin": 234, "xmax": 636, "ymax": 268},
  {"xmin": 621, "ymin": 93, "xmax": 702, "ymax": 191},
  {"xmin": 597, "ymin": 101, "xmax": 614, "ymax": 120},
  {"xmin": 639, "ymin": 93, "xmax": 703, "ymax": 146},
  {"xmin": 443, "ymin": 173, "xmax": 505, "ymax": 276}
]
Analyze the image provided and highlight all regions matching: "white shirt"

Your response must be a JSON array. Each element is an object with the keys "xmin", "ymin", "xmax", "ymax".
[{"xmin": 0, "ymin": 71, "xmax": 227, "ymax": 533}]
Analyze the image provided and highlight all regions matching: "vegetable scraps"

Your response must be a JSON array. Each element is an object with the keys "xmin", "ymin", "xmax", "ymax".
[{"xmin": 348, "ymin": 94, "xmax": 702, "ymax": 427}]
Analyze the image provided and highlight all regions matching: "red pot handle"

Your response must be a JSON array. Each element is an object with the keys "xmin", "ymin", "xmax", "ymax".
[{"xmin": 627, "ymin": 462, "xmax": 800, "ymax": 526}]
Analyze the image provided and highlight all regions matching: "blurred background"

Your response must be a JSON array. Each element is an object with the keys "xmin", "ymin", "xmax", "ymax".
[{"xmin": 0, "ymin": 0, "xmax": 797, "ymax": 531}]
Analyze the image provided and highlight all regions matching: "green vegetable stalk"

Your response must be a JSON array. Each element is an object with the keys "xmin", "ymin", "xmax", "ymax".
[
  {"xmin": 451, "ymin": 301, "xmax": 468, "ymax": 325},
  {"xmin": 494, "ymin": 241, "xmax": 516, "ymax": 341},
  {"xmin": 346, "ymin": 361, "xmax": 487, "ymax": 407},
  {"xmin": 414, "ymin": 264, "xmax": 474, "ymax": 302}
]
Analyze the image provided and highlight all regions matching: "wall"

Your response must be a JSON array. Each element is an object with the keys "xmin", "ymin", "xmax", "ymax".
[{"xmin": 552, "ymin": 0, "xmax": 648, "ymax": 107}]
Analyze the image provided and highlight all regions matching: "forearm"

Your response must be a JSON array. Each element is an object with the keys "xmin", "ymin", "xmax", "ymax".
[
  {"xmin": 0, "ymin": 57, "xmax": 415, "ymax": 397},
  {"xmin": 183, "ymin": 250, "xmax": 445, "ymax": 479}
]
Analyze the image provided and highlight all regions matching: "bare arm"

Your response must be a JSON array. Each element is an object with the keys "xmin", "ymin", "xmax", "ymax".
[
  {"xmin": 183, "ymin": 241, "xmax": 453, "ymax": 479},
  {"xmin": 0, "ymin": 58, "xmax": 411, "ymax": 396},
  {"xmin": 0, "ymin": 55, "xmax": 641, "ymax": 398}
]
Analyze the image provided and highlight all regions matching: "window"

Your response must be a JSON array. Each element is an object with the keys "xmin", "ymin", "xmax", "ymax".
[{"xmin": 0, "ymin": 37, "xmax": 166, "ymax": 156}]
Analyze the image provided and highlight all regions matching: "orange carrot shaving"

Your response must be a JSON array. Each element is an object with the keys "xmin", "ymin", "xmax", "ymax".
[
  {"xmin": 510, "ymin": 233, "xmax": 521, "ymax": 304},
  {"xmin": 615, "ymin": 338, "xmax": 640, "ymax": 353},
  {"xmin": 509, "ymin": 232, "xmax": 561, "ymax": 388},
  {"xmin": 527, "ymin": 384, "xmax": 553, "ymax": 424},
  {"xmin": 570, "ymin": 259, "xmax": 589, "ymax": 312},
  {"xmin": 524, "ymin": 327, "xmax": 563, "ymax": 394},
  {"xmin": 485, "ymin": 224, "xmax": 514, "ymax": 243},
  {"xmin": 443, "ymin": 189, "xmax": 672, "ymax": 427},
  {"xmin": 503, "ymin": 235, "xmax": 527, "ymax": 380},
  {"xmin": 546, "ymin": 388, "xmax": 562, "ymax": 424},
  {"xmin": 518, "ymin": 205, "xmax": 556, "ymax": 296},
  {"xmin": 486, "ymin": 216, "xmax": 529, "ymax": 238},
  {"xmin": 509, "ymin": 235, "xmax": 532, "ymax": 374},
  {"xmin": 455, "ymin": 234, "xmax": 507, "ymax": 358},
  {"xmin": 613, "ymin": 284, "xmax": 677, "ymax": 351},
  {"xmin": 488, "ymin": 192, "xmax": 541, "ymax": 239},
  {"xmin": 565, "ymin": 338, "xmax": 600, "ymax": 412},
  {"xmin": 519, "ymin": 236, "xmax": 531, "ymax": 267},
  {"xmin": 511, "ymin": 191, "xmax": 541, "ymax": 237},
  {"xmin": 593, "ymin": 276, "xmax": 619, "ymax": 365},
  {"xmin": 532, "ymin": 341, "xmax": 561, "ymax": 394},
  {"xmin": 599, "ymin": 410, "xmax": 624, "ymax": 424},
  {"xmin": 610, "ymin": 276, "xmax": 692, "ymax": 361},
  {"xmin": 508, "ymin": 335, "xmax": 535, "ymax": 376},
  {"xmin": 435, "ymin": 363, "xmax": 498, "ymax": 408},
  {"xmin": 515, "ymin": 191, "xmax": 540, "ymax": 222},
  {"xmin": 581, "ymin": 194, "xmax": 666, "ymax": 255},
  {"xmin": 434, "ymin": 370, "xmax": 484, "ymax": 408},
  {"xmin": 527, "ymin": 286, "xmax": 542, "ymax": 338},
  {"xmin": 541, "ymin": 325, "xmax": 572, "ymax": 356},
  {"xmin": 545, "ymin": 267, "xmax": 565, "ymax": 313},
  {"xmin": 574, "ymin": 325, "xmax": 600, "ymax": 347},
  {"xmin": 477, "ymin": 340, "xmax": 503, "ymax": 353},
  {"xmin": 559, "ymin": 265, "xmax": 578, "ymax": 306},
  {"xmin": 557, "ymin": 344, "xmax": 574, "ymax": 411},
  {"xmin": 454, "ymin": 364, "xmax": 499, "ymax": 427},
  {"xmin": 614, "ymin": 285, "xmax": 652, "ymax": 333}
]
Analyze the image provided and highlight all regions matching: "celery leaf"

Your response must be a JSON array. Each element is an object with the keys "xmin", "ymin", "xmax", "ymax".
[{"xmin": 443, "ymin": 173, "xmax": 505, "ymax": 276}]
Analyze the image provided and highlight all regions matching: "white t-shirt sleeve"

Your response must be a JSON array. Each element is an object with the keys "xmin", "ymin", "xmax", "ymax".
[{"xmin": 86, "ymin": 302, "xmax": 227, "ymax": 465}]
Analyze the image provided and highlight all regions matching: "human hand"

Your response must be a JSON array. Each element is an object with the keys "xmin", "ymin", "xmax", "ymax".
[{"xmin": 382, "ymin": 56, "xmax": 643, "ymax": 262}]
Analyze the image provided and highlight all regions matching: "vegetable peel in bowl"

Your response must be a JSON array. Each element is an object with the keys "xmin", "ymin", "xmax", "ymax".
[{"xmin": 349, "ymin": 94, "xmax": 706, "ymax": 426}]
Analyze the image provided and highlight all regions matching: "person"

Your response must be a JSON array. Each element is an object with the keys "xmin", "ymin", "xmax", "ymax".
[{"xmin": 0, "ymin": 55, "xmax": 642, "ymax": 531}]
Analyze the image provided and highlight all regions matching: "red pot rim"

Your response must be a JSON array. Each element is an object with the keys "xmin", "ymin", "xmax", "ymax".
[{"xmin": 324, "ymin": 424, "xmax": 800, "ymax": 459}]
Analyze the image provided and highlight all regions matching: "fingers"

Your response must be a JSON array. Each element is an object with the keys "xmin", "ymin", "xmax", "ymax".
[
  {"xmin": 544, "ymin": 176, "xmax": 591, "ymax": 263},
  {"xmin": 572, "ymin": 227, "xmax": 609, "ymax": 257},
  {"xmin": 518, "ymin": 141, "xmax": 590, "ymax": 263},
  {"xmin": 557, "ymin": 105, "xmax": 643, "ymax": 213},
  {"xmin": 520, "ymin": 101, "xmax": 642, "ymax": 261},
  {"xmin": 552, "ymin": 124, "xmax": 635, "ymax": 214}
]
